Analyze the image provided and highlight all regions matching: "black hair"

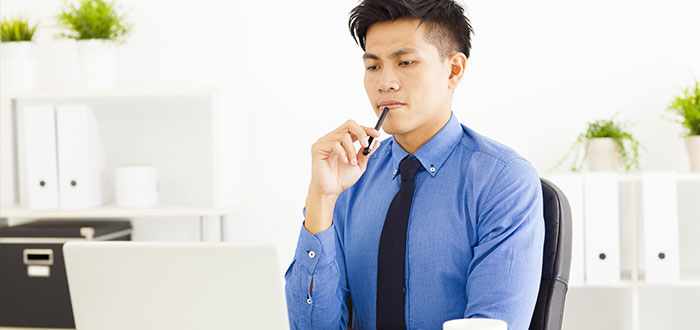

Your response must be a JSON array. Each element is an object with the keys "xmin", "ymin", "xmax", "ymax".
[{"xmin": 349, "ymin": 0, "xmax": 473, "ymax": 59}]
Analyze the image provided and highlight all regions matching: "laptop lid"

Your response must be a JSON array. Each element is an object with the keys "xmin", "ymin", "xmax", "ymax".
[{"xmin": 63, "ymin": 241, "xmax": 289, "ymax": 330}]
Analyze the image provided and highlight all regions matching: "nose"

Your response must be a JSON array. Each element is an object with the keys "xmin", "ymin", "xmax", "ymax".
[{"xmin": 377, "ymin": 68, "xmax": 400, "ymax": 93}]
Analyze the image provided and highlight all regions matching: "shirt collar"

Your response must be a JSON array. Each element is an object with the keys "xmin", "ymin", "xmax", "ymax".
[{"xmin": 390, "ymin": 112, "xmax": 462, "ymax": 179}]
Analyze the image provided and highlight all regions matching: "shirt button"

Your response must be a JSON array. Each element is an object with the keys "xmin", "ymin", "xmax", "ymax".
[
  {"xmin": 308, "ymin": 250, "xmax": 316, "ymax": 259},
  {"xmin": 429, "ymin": 167, "xmax": 436, "ymax": 173},
  {"xmin": 393, "ymin": 169, "xmax": 397, "ymax": 175},
  {"xmin": 307, "ymin": 297, "xmax": 312, "ymax": 304}
]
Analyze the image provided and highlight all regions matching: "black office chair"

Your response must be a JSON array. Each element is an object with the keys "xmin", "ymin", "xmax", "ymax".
[{"xmin": 529, "ymin": 178, "xmax": 573, "ymax": 330}]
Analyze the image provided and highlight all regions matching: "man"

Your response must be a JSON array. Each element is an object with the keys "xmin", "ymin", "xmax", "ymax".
[{"xmin": 285, "ymin": 1, "xmax": 544, "ymax": 330}]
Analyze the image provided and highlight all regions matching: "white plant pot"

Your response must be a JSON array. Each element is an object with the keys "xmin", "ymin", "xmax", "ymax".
[
  {"xmin": 586, "ymin": 137, "xmax": 619, "ymax": 172},
  {"xmin": 686, "ymin": 135, "xmax": 700, "ymax": 172},
  {"xmin": 76, "ymin": 39, "xmax": 116, "ymax": 90},
  {"xmin": 0, "ymin": 41, "xmax": 37, "ymax": 92}
]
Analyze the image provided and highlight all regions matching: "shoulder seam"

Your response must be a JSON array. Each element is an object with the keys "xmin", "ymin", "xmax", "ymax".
[
  {"xmin": 457, "ymin": 137, "xmax": 521, "ymax": 166},
  {"xmin": 482, "ymin": 157, "xmax": 529, "ymax": 205}
]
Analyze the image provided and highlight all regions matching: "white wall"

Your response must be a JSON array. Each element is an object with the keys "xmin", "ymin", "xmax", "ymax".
[{"xmin": 2, "ymin": 0, "xmax": 699, "ymax": 274}]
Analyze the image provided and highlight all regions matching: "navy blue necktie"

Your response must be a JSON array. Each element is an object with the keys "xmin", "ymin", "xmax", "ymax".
[{"xmin": 376, "ymin": 157, "xmax": 423, "ymax": 330}]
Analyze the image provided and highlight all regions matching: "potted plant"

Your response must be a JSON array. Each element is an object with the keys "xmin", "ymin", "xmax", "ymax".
[
  {"xmin": 551, "ymin": 114, "xmax": 641, "ymax": 173},
  {"xmin": 0, "ymin": 17, "xmax": 39, "ymax": 92},
  {"xmin": 667, "ymin": 79, "xmax": 700, "ymax": 172},
  {"xmin": 55, "ymin": 0, "xmax": 132, "ymax": 90}
]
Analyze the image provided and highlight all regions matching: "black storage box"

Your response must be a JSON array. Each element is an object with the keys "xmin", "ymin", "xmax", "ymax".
[{"xmin": 0, "ymin": 219, "xmax": 132, "ymax": 328}]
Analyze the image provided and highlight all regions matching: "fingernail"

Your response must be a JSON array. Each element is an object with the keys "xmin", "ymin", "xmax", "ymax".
[
  {"xmin": 344, "ymin": 156, "xmax": 348, "ymax": 163},
  {"xmin": 351, "ymin": 158, "xmax": 357, "ymax": 165}
]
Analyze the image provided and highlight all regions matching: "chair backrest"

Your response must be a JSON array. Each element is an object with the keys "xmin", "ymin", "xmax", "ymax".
[{"xmin": 529, "ymin": 178, "xmax": 573, "ymax": 330}]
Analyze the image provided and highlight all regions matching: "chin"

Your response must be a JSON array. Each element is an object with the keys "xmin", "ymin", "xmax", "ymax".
[{"xmin": 382, "ymin": 122, "xmax": 410, "ymax": 136}]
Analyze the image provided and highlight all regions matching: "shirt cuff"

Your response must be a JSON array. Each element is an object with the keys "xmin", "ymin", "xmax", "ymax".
[{"xmin": 294, "ymin": 221, "xmax": 337, "ymax": 273}]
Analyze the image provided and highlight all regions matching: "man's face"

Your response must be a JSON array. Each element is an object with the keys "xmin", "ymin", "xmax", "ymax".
[{"xmin": 363, "ymin": 18, "xmax": 454, "ymax": 137}]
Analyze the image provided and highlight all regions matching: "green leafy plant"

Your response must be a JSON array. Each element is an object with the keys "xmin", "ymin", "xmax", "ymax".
[
  {"xmin": 551, "ymin": 113, "xmax": 641, "ymax": 172},
  {"xmin": 0, "ymin": 17, "xmax": 38, "ymax": 42},
  {"xmin": 55, "ymin": 0, "xmax": 132, "ymax": 43},
  {"xmin": 667, "ymin": 79, "xmax": 700, "ymax": 136}
]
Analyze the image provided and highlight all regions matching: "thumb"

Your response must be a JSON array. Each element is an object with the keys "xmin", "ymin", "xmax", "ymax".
[{"xmin": 357, "ymin": 140, "xmax": 381, "ymax": 171}]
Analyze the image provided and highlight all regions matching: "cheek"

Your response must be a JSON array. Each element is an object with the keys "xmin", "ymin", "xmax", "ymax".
[
  {"xmin": 364, "ymin": 79, "xmax": 376, "ymax": 102},
  {"xmin": 422, "ymin": 67, "xmax": 448, "ymax": 97},
  {"xmin": 364, "ymin": 75, "xmax": 374, "ymax": 93},
  {"xmin": 405, "ymin": 71, "xmax": 444, "ymax": 113},
  {"xmin": 407, "ymin": 70, "xmax": 438, "ymax": 99}
]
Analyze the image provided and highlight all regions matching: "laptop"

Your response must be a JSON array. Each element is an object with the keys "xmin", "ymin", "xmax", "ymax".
[{"xmin": 63, "ymin": 241, "xmax": 290, "ymax": 330}]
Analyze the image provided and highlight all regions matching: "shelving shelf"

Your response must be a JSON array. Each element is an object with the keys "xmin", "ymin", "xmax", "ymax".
[
  {"xmin": 618, "ymin": 172, "xmax": 700, "ymax": 182},
  {"xmin": 0, "ymin": 205, "xmax": 235, "ymax": 242},
  {"xmin": 0, "ymin": 205, "xmax": 235, "ymax": 219},
  {"xmin": 570, "ymin": 280, "xmax": 700, "ymax": 289},
  {"xmin": 1, "ymin": 88, "xmax": 246, "ymax": 242},
  {"xmin": 548, "ymin": 172, "xmax": 700, "ymax": 330},
  {"xmin": 570, "ymin": 268, "xmax": 700, "ymax": 289},
  {"xmin": 0, "ymin": 87, "xmax": 244, "ymax": 100}
]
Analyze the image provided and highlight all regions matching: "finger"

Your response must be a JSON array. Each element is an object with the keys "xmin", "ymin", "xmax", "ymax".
[
  {"xmin": 344, "ymin": 122, "xmax": 371, "ymax": 148},
  {"xmin": 361, "ymin": 125, "xmax": 381, "ymax": 138},
  {"xmin": 337, "ymin": 121, "xmax": 381, "ymax": 146},
  {"xmin": 332, "ymin": 141, "xmax": 348, "ymax": 164},
  {"xmin": 358, "ymin": 140, "xmax": 380, "ymax": 171},
  {"xmin": 341, "ymin": 134, "xmax": 358, "ymax": 166},
  {"xmin": 313, "ymin": 139, "xmax": 338, "ymax": 159}
]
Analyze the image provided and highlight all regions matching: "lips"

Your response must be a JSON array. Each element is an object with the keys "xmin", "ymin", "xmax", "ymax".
[{"xmin": 378, "ymin": 101, "xmax": 405, "ymax": 110}]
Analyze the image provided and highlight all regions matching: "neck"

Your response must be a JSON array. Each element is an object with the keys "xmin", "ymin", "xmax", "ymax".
[{"xmin": 394, "ymin": 110, "xmax": 452, "ymax": 154}]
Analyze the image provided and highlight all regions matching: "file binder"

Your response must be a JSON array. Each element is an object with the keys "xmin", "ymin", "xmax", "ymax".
[
  {"xmin": 639, "ymin": 172, "xmax": 680, "ymax": 283},
  {"xmin": 583, "ymin": 172, "xmax": 621, "ymax": 284},
  {"xmin": 17, "ymin": 105, "xmax": 59, "ymax": 210},
  {"xmin": 548, "ymin": 173, "xmax": 585, "ymax": 286},
  {"xmin": 55, "ymin": 105, "xmax": 105, "ymax": 209}
]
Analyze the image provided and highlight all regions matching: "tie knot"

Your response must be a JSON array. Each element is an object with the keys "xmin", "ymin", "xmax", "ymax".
[{"xmin": 399, "ymin": 157, "xmax": 422, "ymax": 181}]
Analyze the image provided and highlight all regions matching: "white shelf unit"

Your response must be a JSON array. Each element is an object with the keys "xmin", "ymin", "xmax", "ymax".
[
  {"xmin": 0, "ymin": 205, "xmax": 236, "ymax": 219},
  {"xmin": 0, "ymin": 89, "xmax": 247, "ymax": 242},
  {"xmin": 556, "ymin": 173, "xmax": 700, "ymax": 330},
  {"xmin": 0, "ymin": 205, "xmax": 235, "ymax": 242}
]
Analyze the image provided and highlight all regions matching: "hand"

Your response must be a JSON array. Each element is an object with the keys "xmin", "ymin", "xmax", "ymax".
[{"xmin": 309, "ymin": 120, "xmax": 382, "ymax": 198}]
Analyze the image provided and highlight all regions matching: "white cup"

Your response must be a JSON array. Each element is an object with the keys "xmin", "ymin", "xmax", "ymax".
[{"xmin": 443, "ymin": 318, "xmax": 507, "ymax": 330}]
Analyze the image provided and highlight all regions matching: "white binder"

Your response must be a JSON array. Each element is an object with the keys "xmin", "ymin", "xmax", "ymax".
[
  {"xmin": 639, "ymin": 172, "xmax": 680, "ymax": 284},
  {"xmin": 548, "ymin": 173, "xmax": 585, "ymax": 286},
  {"xmin": 17, "ymin": 105, "xmax": 60, "ymax": 210},
  {"xmin": 583, "ymin": 172, "xmax": 621, "ymax": 284},
  {"xmin": 55, "ymin": 104, "xmax": 105, "ymax": 209}
]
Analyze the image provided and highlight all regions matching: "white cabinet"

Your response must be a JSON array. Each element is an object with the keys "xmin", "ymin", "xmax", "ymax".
[
  {"xmin": 551, "ymin": 173, "xmax": 700, "ymax": 330},
  {"xmin": 0, "ymin": 89, "xmax": 248, "ymax": 242}
]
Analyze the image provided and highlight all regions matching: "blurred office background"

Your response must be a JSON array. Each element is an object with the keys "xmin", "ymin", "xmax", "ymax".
[{"xmin": 1, "ymin": 1, "xmax": 699, "ymax": 329}]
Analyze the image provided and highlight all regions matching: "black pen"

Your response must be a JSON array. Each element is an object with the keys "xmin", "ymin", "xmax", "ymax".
[{"xmin": 362, "ymin": 106, "xmax": 389, "ymax": 155}]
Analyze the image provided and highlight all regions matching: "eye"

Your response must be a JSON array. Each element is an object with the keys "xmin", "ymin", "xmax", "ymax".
[
  {"xmin": 399, "ymin": 60, "xmax": 415, "ymax": 66},
  {"xmin": 366, "ymin": 65, "xmax": 379, "ymax": 71}
]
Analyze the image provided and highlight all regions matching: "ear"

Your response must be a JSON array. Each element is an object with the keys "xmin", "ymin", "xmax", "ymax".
[{"xmin": 447, "ymin": 52, "xmax": 467, "ymax": 90}]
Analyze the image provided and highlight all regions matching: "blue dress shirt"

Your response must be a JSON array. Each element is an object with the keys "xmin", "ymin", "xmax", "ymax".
[{"xmin": 285, "ymin": 113, "xmax": 545, "ymax": 330}]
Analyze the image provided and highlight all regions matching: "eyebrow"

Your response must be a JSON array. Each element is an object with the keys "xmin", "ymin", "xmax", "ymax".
[{"xmin": 362, "ymin": 47, "xmax": 418, "ymax": 60}]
